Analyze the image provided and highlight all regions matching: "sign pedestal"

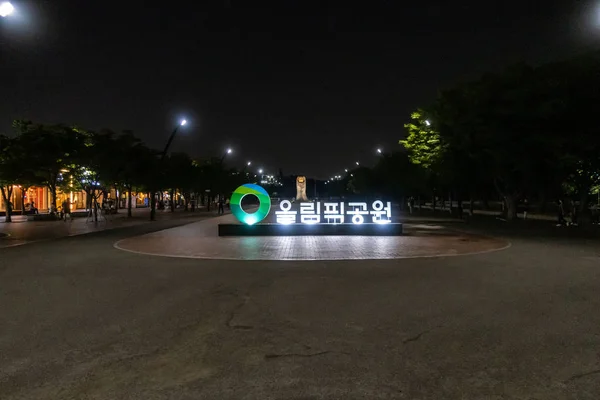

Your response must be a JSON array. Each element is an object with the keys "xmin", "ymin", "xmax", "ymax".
[{"xmin": 218, "ymin": 223, "xmax": 403, "ymax": 237}]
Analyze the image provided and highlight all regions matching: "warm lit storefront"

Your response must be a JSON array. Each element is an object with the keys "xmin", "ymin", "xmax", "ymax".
[
  {"xmin": 0, "ymin": 186, "xmax": 49, "ymax": 214},
  {"xmin": 1, "ymin": 184, "xmax": 135, "ymax": 214},
  {"xmin": 0, "ymin": 186, "xmax": 90, "ymax": 214}
]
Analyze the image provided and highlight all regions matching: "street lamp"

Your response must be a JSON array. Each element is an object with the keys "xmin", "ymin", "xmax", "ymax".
[
  {"xmin": 258, "ymin": 168, "xmax": 263, "ymax": 174},
  {"xmin": 425, "ymin": 120, "xmax": 431, "ymax": 126},
  {"xmin": 344, "ymin": 168, "xmax": 348, "ymax": 172},
  {"xmin": 0, "ymin": 2, "xmax": 14, "ymax": 17},
  {"xmin": 153, "ymin": 118, "xmax": 188, "ymax": 221},
  {"xmin": 247, "ymin": 161, "xmax": 252, "ymax": 166},
  {"xmin": 356, "ymin": 161, "xmax": 360, "ymax": 166},
  {"xmin": 377, "ymin": 148, "xmax": 382, "ymax": 154},
  {"xmin": 220, "ymin": 148, "xmax": 232, "ymax": 163},
  {"xmin": 161, "ymin": 119, "xmax": 188, "ymax": 160}
]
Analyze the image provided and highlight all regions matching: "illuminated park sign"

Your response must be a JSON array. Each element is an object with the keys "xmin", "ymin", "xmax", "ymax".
[
  {"xmin": 230, "ymin": 184, "xmax": 392, "ymax": 226},
  {"xmin": 230, "ymin": 184, "xmax": 272, "ymax": 225}
]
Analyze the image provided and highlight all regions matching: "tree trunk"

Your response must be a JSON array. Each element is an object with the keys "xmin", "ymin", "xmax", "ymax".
[
  {"xmin": 493, "ymin": 179, "xmax": 519, "ymax": 221},
  {"xmin": 417, "ymin": 195, "xmax": 422, "ymax": 213},
  {"xmin": 469, "ymin": 196, "xmax": 474, "ymax": 216},
  {"xmin": 482, "ymin": 196, "xmax": 490, "ymax": 210},
  {"xmin": 114, "ymin": 185, "xmax": 119, "ymax": 212},
  {"xmin": 49, "ymin": 184, "xmax": 57, "ymax": 215},
  {"xmin": 170, "ymin": 189, "xmax": 175, "ymax": 212},
  {"xmin": 127, "ymin": 186, "xmax": 133, "ymax": 218},
  {"xmin": 21, "ymin": 188, "xmax": 26, "ymax": 216},
  {"xmin": 539, "ymin": 192, "xmax": 548, "ymax": 213},
  {"xmin": 504, "ymin": 194, "xmax": 517, "ymax": 221},
  {"xmin": 93, "ymin": 195, "xmax": 98, "ymax": 222},
  {"xmin": 432, "ymin": 193, "xmax": 436, "ymax": 213},
  {"xmin": 579, "ymin": 191, "xmax": 589, "ymax": 214},
  {"xmin": 1, "ymin": 186, "xmax": 13, "ymax": 222},
  {"xmin": 448, "ymin": 192, "xmax": 452, "ymax": 214},
  {"xmin": 150, "ymin": 191, "xmax": 156, "ymax": 221}
]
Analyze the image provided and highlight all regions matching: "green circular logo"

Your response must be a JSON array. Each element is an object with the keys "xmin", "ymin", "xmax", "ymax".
[{"xmin": 230, "ymin": 184, "xmax": 271, "ymax": 225}]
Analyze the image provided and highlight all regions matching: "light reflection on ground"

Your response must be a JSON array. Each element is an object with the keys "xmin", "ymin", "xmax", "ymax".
[{"xmin": 114, "ymin": 217, "xmax": 509, "ymax": 261}]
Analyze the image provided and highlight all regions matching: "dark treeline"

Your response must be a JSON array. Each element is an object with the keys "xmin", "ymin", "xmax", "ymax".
[
  {"xmin": 0, "ymin": 121, "xmax": 253, "ymax": 222},
  {"xmin": 326, "ymin": 50, "xmax": 600, "ymax": 221}
]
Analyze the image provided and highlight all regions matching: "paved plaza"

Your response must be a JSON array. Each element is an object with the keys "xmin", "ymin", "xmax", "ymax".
[
  {"xmin": 0, "ymin": 213, "xmax": 599, "ymax": 399},
  {"xmin": 115, "ymin": 213, "xmax": 509, "ymax": 260}
]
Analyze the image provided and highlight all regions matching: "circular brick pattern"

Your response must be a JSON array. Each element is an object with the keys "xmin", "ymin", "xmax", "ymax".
[{"xmin": 115, "ymin": 219, "xmax": 509, "ymax": 261}]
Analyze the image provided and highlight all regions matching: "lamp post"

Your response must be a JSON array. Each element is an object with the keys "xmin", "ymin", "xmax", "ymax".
[
  {"xmin": 0, "ymin": 2, "xmax": 14, "ymax": 17},
  {"xmin": 220, "ymin": 148, "xmax": 232, "ymax": 164},
  {"xmin": 161, "ymin": 119, "xmax": 187, "ymax": 160},
  {"xmin": 151, "ymin": 119, "xmax": 187, "ymax": 221}
]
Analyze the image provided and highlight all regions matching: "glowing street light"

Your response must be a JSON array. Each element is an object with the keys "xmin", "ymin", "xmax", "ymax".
[
  {"xmin": 258, "ymin": 168, "xmax": 263, "ymax": 174},
  {"xmin": 356, "ymin": 161, "xmax": 360, "ymax": 166},
  {"xmin": 344, "ymin": 168, "xmax": 348, "ymax": 172},
  {"xmin": 0, "ymin": 2, "xmax": 14, "ymax": 17},
  {"xmin": 220, "ymin": 148, "xmax": 233, "ymax": 164},
  {"xmin": 425, "ymin": 120, "xmax": 431, "ymax": 126},
  {"xmin": 154, "ymin": 116, "xmax": 188, "ymax": 221},
  {"xmin": 162, "ymin": 118, "xmax": 188, "ymax": 159},
  {"xmin": 247, "ymin": 161, "xmax": 252, "ymax": 166},
  {"xmin": 377, "ymin": 148, "xmax": 382, "ymax": 154}
]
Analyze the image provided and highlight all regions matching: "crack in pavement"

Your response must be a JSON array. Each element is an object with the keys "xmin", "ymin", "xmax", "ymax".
[
  {"xmin": 403, "ymin": 325, "xmax": 442, "ymax": 344},
  {"xmin": 564, "ymin": 368, "xmax": 600, "ymax": 383},
  {"xmin": 225, "ymin": 289, "xmax": 254, "ymax": 330}
]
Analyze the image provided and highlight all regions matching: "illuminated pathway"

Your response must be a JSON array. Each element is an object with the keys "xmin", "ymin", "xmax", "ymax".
[{"xmin": 114, "ymin": 213, "xmax": 510, "ymax": 260}]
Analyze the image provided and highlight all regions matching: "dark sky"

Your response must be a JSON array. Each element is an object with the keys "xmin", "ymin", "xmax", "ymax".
[{"xmin": 0, "ymin": 1, "xmax": 597, "ymax": 178}]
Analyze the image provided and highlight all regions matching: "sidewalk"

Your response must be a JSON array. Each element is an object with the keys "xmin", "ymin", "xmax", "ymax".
[{"xmin": 0, "ymin": 207, "xmax": 226, "ymax": 248}]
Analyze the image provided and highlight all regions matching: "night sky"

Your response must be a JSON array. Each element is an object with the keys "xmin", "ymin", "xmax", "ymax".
[{"xmin": 0, "ymin": 1, "xmax": 597, "ymax": 178}]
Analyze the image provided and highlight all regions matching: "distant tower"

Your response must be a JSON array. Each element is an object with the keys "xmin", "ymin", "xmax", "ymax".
[{"xmin": 296, "ymin": 176, "xmax": 309, "ymax": 201}]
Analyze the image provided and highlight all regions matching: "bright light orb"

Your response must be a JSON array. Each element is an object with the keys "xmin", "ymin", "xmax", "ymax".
[
  {"xmin": 377, "ymin": 148, "xmax": 382, "ymax": 153},
  {"xmin": 425, "ymin": 120, "xmax": 431, "ymax": 126},
  {"xmin": 180, "ymin": 119, "xmax": 187, "ymax": 126},
  {"xmin": 0, "ymin": 2, "xmax": 14, "ymax": 17},
  {"xmin": 227, "ymin": 148, "xmax": 232, "ymax": 154}
]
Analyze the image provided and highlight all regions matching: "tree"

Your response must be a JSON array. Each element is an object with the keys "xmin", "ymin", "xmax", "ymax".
[
  {"xmin": 14, "ymin": 121, "xmax": 87, "ymax": 215},
  {"xmin": 67, "ymin": 130, "xmax": 114, "ymax": 222},
  {"xmin": 114, "ymin": 131, "xmax": 147, "ymax": 217},
  {"xmin": 0, "ymin": 136, "xmax": 26, "ymax": 222}
]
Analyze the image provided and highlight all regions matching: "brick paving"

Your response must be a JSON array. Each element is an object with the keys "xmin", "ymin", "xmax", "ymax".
[{"xmin": 115, "ymin": 213, "xmax": 509, "ymax": 260}]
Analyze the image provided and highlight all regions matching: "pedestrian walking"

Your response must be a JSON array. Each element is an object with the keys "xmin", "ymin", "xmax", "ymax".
[
  {"xmin": 557, "ymin": 200, "xmax": 566, "ymax": 227},
  {"xmin": 218, "ymin": 195, "xmax": 225, "ymax": 215},
  {"xmin": 522, "ymin": 198, "xmax": 529, "ymax": 220},
  {"xmin": 61, "ymin": 199, "xmax": 72, "ymax": 222},
  {"xmin": 570, "ymin": 200, "xmax": 578, "ymax": 226}
]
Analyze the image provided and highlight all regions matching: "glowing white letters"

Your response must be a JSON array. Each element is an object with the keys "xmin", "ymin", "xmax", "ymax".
[
  {"xmin": 275, "ymin": 200, "xmax": 297, "ymax": 224},
  {"xmin": 323, "ymin": 202, "xmax": 345, "ymax": 223},
  {"xmin": 276, "ymin": 200, "xmax": 392, "ymax": 225}
]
